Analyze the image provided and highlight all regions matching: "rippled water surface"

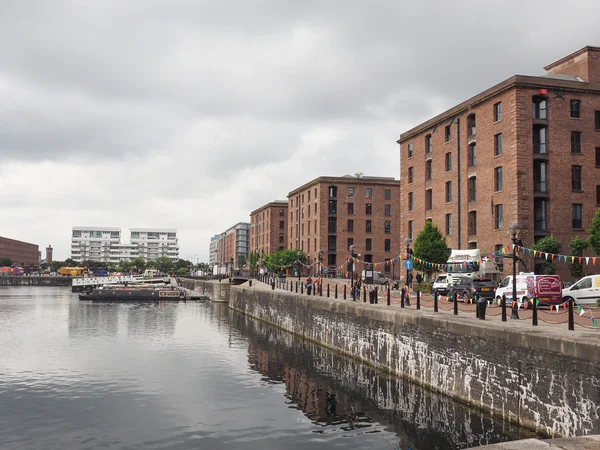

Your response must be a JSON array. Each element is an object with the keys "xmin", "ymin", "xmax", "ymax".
[{"xmin": 0, "ymin": 286, "xmax": 537, "ymax": 449}]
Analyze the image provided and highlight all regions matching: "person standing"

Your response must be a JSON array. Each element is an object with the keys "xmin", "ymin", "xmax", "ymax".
[{"xmin": 407, "ymin": 271, "xmax": 413, "ymax": 289}]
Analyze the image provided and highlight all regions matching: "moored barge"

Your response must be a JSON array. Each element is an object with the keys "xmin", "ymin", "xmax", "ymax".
[{"xmin": 79, "ymin": 284, "xmax": 183, "ymax": 301}]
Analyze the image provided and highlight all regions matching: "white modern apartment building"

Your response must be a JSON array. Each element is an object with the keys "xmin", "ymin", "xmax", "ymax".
[
  {"xmin": 71, "ymin": 227, "xmax": 121, "ymax": 262},
  {"xmin": 130, "ymin": 228, "xmax": 179, "ymax": 261},
  {"xmin": 209, "ymin": 234, "xmax": 220, "ymax": 266},
  {"xmin": 71, "ymin": 227, "xmax": 179, "ymax": 263}
]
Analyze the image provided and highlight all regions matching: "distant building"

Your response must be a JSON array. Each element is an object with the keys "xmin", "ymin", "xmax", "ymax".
[
  {"xmin": 129, "ymin": 228, "xmax": 179, "ymax": 261},
  {"xmin": 0, "ymin": 236, "xmax": 39, "ymax": 266},
  {"xmin": 217, "ymin": 223, "xmax": 250, "ymax": 271},
  {"xmin": 45, "ymin": 245, "xmax": 53, "ymax": 264},
  {"xmin": 249, "ymin": 200, "xmax": 288, "ymax": 258},
  {"xmin": 209, "ymin": 235, "xmax": 220, "ymax": 267},
  {"xmin": 71, "ymin": 227, "xmax": 122, "ymax": 262},
  {"xmin": 288, "ymin": 175, "xmax": 401, "ymax": 276},
  {"xmin": 71, "ymin": 226, "xmax": 179, "ymax": 263},
  {"xmin": 397, "ymin": 45, "xmax": 600, "ymax": 278}
]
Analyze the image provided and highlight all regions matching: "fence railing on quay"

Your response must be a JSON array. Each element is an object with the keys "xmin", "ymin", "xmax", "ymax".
[{"xmin": 254, "ymin": 275, "xmax": 598, "ymax": 331}]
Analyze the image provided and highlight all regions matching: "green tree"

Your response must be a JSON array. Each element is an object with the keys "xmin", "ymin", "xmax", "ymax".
[
  {"xmin": 264, "ymin": 249, "xmax": 306, "ymax": 273},
  {"xmin": 588, "ymin": 209, "xmax": 600, "ymax": 255},
  {"xmin": 530, "ymin": 236, "xmax": 561, "ymax": 274},
  {"xmin": 249, "ymin": 251, "xmax": 258, "ymax": 274},
  {"xmin": 131, "ymin": 257, "xmax": 147, "ymax": 273},
  {"xmin": 153, "ymin": 256, "xmax": 174, "ymax": 273},
  {"xmin": 569, "ymin": 236, "xmax": 589, "ymax": 278},
  {"xmin": 0, "ymin": 257, "xmax": 12, "ymax": 267},
  {"xmin": 413, "ymin": 221, "xmax": 451, "ymax": 276},
  {"xmin": 64, "ymin": 258, "xmax": 77, "ymax": 267},
  {"xmin": 238, "ymin": 254, "xmax": 246, "ymax": 269}
]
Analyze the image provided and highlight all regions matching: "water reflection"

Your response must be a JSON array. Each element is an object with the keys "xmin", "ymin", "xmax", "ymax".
[{"xmin": 232, "ymin": 311, "xmax": 536, "ymax": 450}]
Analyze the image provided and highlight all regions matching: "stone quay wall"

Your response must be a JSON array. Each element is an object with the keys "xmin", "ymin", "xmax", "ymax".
[
  {"xmin": 178, "ymin": 278, "xmax": 230, "ymax": 303},
  {"xmin": 228, "ymin": 285, "xmax": 600, "ymax": 438},
  {"xmin": 0, "ymin": 276, "xmax": 71, "ymax": 286}
]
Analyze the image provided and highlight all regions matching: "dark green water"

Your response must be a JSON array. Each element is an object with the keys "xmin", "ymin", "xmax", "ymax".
[{"xmin": 0, "ymin": 286, "xmax": 536, "ymax": 449}]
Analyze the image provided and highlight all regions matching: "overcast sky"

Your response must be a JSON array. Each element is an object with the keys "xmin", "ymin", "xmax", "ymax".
[{"xmin": 2, "ymin": 0, "xmax": 600, "ymax": 262}]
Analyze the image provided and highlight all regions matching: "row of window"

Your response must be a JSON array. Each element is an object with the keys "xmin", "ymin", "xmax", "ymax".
[
  {"xmin": 407, "ymin": 134, "xmax": 503, "ymax": 182},
  {"xmin": 405, "ymin": 200, "xmax": 586, "ymax": 242},
  {"xmin": 326, "ymin": 236, "xmax": 393, "ymax": 253},
  {"xmin": 328, "ymin": 186, "xmax": 393, "ymax": 200},
  {"xmin": 328, "ymin": 201, "xmax": 392, "ymax": 216}
]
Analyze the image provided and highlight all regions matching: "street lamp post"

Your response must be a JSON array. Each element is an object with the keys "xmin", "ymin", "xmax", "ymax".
[
  {"xmin": 404, "ymin": 237, "xmax": 412, "ymax": 287},
  {"xmin": 349, "ymin": 245, "xmax": 357, "ymax": 301},
  {"xmin": 508, "ymin": 224, "xmax": 520, "ymax": 320},
  {"xmin": 297, "ymin": 251, "xmax": 301, "ymax": 284},
  {"xmin": 317, "ymin": 249, "xmax": 323, "ymax": 278},
  {"xmin": 230, "ymin": 256, "xmax": 234, "ymax": 278}
]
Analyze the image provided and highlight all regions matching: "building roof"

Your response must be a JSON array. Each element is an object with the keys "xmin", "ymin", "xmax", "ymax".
[
  {"xmin": 249, "ymin": 200, "xmax": 289, "ymax": 216},
  {"xmin": 129, "ymin": 228, "xmax": 177, "ymax": 233},
  {"xmin": 72, "ymin": 226, "xmax": 121, "ymax": 231},
  {"xmin": 398, "ymin": 74, "xmax": 600, "ymax": 143},
  {"xmin": 543, "ymin": 46, "xmax": 600, "ymax": 71},
  {"xmin": 288, "ymin": 175, "xmax": 399, "ymax": 197}
]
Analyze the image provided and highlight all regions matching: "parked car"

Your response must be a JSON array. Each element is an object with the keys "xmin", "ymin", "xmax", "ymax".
[
  {"xmin": 448, "ymin": 278, "xmax": 496, "ymax": 302},
  {"xmin": 432, "ymin": 274, "xmax": 449, "ymax": 295},
  {"xmin": 361, "ymin": 270, "xmax": 391, "ymax": 286},
  {"xmin": 562, "ymin": 275, "xmax": 600, "ymax": 305}
]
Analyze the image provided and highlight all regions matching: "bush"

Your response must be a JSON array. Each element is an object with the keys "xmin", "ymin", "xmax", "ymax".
[
  {"xmin": 414, "ymin": 282, "xmax": 432, "ymax": 294},
  {"xmin": 597, "ymin": 299, "xmax": 600, "ymax": 307}
]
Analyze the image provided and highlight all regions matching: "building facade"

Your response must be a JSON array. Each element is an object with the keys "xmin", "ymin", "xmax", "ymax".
[
  {"xmin": 0, "ymin": 236, "xmax": 39, "ymax": 265},
  {"xmin": 71, "ymin": 227, "xmax": 121, "ymax": 262},
  {"xmin": 288, "ymin": 175, "xmax": 401, "ymax": 275},
  {"xmin": 71, "ymin": 227, "xmax": 179, "ymax": 263},
  {"xmin": 129, "ymin": 228, "xmax": 179, "ymax": 261},
  {"xmin": 398, "ymin": 46, "xmax": 600, "ymax": 279},
  {"xmin": 217, "ymin": 223, "xmax": 250, "ymax": 271},
  {"xmin": 249, "ymin": 200, "xmax": 288, "ymax": 258},
  {"xmin": 209, "ymin": 234, "xmax": 221, "ymax": 267}
]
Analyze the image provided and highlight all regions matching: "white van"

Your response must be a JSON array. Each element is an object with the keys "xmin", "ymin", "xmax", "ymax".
[
  {"xmin": 144, "ymin": 269, "xmax": 158, "ymax": 277},
  {"xmin": 562, "ymin": 275, "xmax": 600, "ymax": 305},
  {"xmin": 494, "ymin": 273, "xmax": 562, "ymax": 306},
  {"xmin": 361, "ymin": 270, "xmax": 390, "ymax": 286}
]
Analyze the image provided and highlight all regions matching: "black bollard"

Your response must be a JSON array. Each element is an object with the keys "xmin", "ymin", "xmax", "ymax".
[
  {"xmin": 475, "ymin": 294, "xmax": 479, "ymax": 318},
  {"xmin": 343, "ymin": 285, "xmax": 347, "ymax": 299},
  {"xmin": 387, "ymin": 286, "xmax": 390, "ymax": 306},
  {"xmin": 363, "ymin": 287, "xmax": 366, "ymax": 303},
  {"xmin": 434, "ymin": 291, "xmax": 438, "ymax": 312},
  {"xmin": 320, "ymin": 284, "xmax": 322, "ymax": 296},
  {"xmin": 416, "ymin": 290, "xmax": 420, "ymax": 310},
  {"xmin": 501, "ymin": 294, "xmax": 507, "ymax": 322},
  {"xmin": 335, "ymin": 285, "xmax": 338, "ymax": 299},
  {"xmin": 511, "ymin": 300, "xmax": 520, "ymax": 320},
  {"xmin": 532, "ymin": 297, "xmax": 538, "ymax": 326},
  {"xmin": 327, "ymin": 284, "xmax": 330, "ymax": 298},
  {"xmin": 401, "ymin": 288, "xmax": 405, "ymax": 308},
  {"xmin": 249, "ymin": 280, "xmax": 252, "ymax": 287},
  {"xmin": 375, "ymin": 286, "xmax": 378, "ymax": 304},
  {"xmin": 477, "ymin": 294, "xmax": 487, "ymax": 320},
  {"xmin": 568, "ymin": 298, "xmax": 574, "ymax": 331},
  {"xmin": 313, "ymin": 283, "xmax": 316, "ymax": 296},
  {"xmin": 301, "ymin": 283, "xmax": 304, "ymax": 294},
  {"xmin": 271, "ymin": 281, "xmax": 275, "ymax": 290},
  {"xmin": 296, "ymin": 281, "xmax": 298, "ymax": 293},
  {"xmin": 453, "ymin": 292, "xmax": 458, "ymax": 315}
]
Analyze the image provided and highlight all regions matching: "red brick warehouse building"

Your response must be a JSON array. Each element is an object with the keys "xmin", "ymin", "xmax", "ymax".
[
  {"xmin": 287, "ymin": 175, "xmax": 401, "ymax": 278},
  {"xmin": 397, "ymin": 46, "xmax": 600, "ymax": 279},
  {"xmin": 0, "ymin": 236, "xmax": 39, "ymax": 266},
  {"xmin": 249, "ymin": 200, "xmax": 289, "ymax": 259}
]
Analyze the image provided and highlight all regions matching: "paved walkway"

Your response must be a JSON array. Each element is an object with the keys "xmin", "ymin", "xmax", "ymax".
[
  {"xmin": 242, "ymin": 278, "xmax": 600, "ymax": 343},
  {"xmin": 477, "ymin": 435, "xmax": 600, "ymax": 449}
]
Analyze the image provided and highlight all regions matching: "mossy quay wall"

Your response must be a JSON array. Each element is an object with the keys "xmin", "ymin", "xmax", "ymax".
[
  {"xmin": 229, "ymin": 285, "xmax": 600, "ymax": 438},
  {"xmin": 0, "ymin": 276, "xmax": 71, "ymax": 286},
  {"xmin": 178, "ymin": 278, "xmax": 230, "ymax": 303}
]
